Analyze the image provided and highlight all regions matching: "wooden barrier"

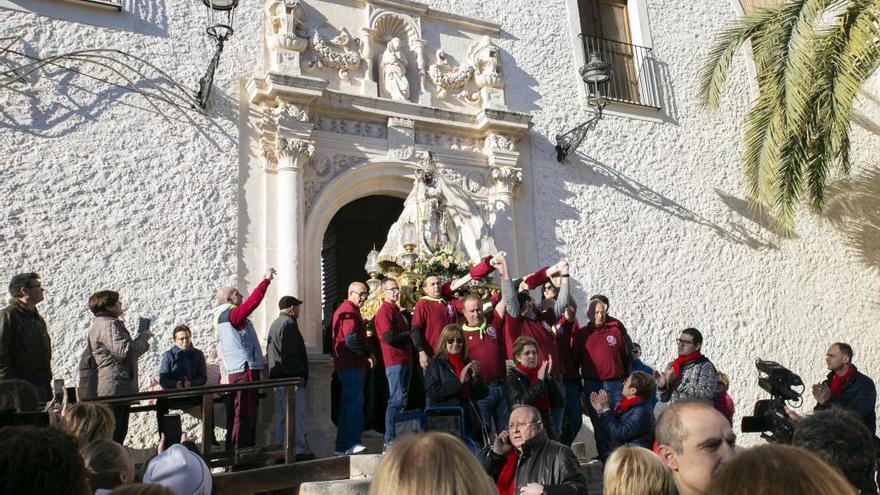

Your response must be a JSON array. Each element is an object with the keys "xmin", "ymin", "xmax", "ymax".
[{"xmin": 212, "ymin": 456, "xmax": 351, "ymax": 495}]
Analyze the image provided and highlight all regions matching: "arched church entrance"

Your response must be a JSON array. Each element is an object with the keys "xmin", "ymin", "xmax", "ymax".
[{"xmin": 320, "ymin": 194, "xmax": 405, "ymax": 351}]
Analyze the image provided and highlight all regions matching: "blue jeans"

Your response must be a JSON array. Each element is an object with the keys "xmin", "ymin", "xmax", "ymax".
[
  {"xmin": 476, "ymin": 382, "xmax": 509, "ymax": 437},
  {"xmin": 335, "ymin": 368, "xmax": 366, "ymax": 453},
  {"xmin": 384, "ymin": 364, "xmax": 410, "ymax": 444},
  {"xmin": 584, "ymin": 378, "xmax": 624, "ymax": 460},
  {"xmin": 560, "ymin": 379, "xmax": 583, "ymax": 446}
]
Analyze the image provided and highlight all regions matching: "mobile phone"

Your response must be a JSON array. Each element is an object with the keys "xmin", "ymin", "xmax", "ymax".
[
  {"xmin": 159, "ymin": 414, "xmax": 182, "ymax": 446},
  {"xmin": 137, "ymin": 317, "xmax": 151, "ymax": 336},
  {"xmin": 425, "ymin": 407, "xmax": 465, "ymax": 440},
  {"xmin": 53, "ymin": 379, "xmax": 64, "ymax": 405},
  {"xmin": 65, "ymin": 387, "xmax": 77, "ymax": 405}
]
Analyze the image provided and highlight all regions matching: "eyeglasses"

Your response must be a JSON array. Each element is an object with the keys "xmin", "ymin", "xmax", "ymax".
[
  {"xmin": 508, "ymin": 420, "xmax": 540, "ymax": 431},
  {"xmin": 385, "ymin": 287, "xmax": 400, "ymax": 292},
  {"xmin": 676, "ymin": 339, "xmax": 695, "ymax": 345},
  {"xmin": 175, "ymin": 336, "xmax": 191, "ymax": 342},
  {"xmin": 352, "ymin": 291, "xmax": 368, "ymax": 298},
  {"xmin": 447, "ymin": 338, "xmax": 464, "ymax": 345},
  {"xmin": 632, "ymin": 350, "xmax": 641, "ymax": 354}
]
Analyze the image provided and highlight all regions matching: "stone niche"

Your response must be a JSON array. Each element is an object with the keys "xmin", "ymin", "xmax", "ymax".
[{"xmin": 245, "ymin": 0, "xmax": 533, "ymax": 456}]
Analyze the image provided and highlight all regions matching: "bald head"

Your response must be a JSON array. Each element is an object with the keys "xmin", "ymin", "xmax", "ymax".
[
  {"xmin": 217, "ymin": 286, "xmax": 242, "ymax": 306},
  {"xmin": 348, "ymin": 282, "xmax": 368, "ymax": 307}
]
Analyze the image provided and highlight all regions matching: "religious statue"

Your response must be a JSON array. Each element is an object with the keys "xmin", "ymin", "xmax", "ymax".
[
  {"xmin": 380, "ymin": 37, "xmax": 410, "ymax": 101},
  {"xmin": 378, "ymin": 152, "xmax": 493, "ymax": 269}
]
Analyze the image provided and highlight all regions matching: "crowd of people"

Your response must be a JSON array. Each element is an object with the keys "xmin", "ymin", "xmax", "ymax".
[{"xmin": 0, "ymin": 252, "xmax": 878, "ymax": 494}]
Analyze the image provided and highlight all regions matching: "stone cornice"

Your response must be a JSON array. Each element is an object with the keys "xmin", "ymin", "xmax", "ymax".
[{"xmin": 363, "ymin": 0, "xmax": 501, "ymax": 35}]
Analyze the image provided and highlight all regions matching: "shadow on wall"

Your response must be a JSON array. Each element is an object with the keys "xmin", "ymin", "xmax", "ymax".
[
  {"xmin": 577, "ymin": 156, "xmax": 777, "ymax": 250},
  {"xmin": 823, "ymin": 164, "xmax": 880, "ymax": 274},
  {"xmin": 0, "ymin": 37, "xmax": 234, "ymax": 148},
  {"xmin": 714, "ymin": 189, "xmax": 795, "ymax": 240},
  {"xmin": 4, "ymin": 0, "xmax": 169, "ymax": 36},
  {"xmin": 498, "ymin": 31, "xmax": 541, "ymax": 114}
]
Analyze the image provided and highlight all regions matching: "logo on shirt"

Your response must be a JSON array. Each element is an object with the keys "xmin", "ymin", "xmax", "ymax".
[
  {"xmin": 446, "ymin": 304, "xmax": 455, "ymax": 317},
  {"xmin": 541, "ymin": 321, "xmax": 552, "ymax": 332},
  {"xmin": 487, "ymin": 326, "xmax": 497, "ymax": 339},
  {"xmin": 606, "ymin": 335, "xmax": 618, "ymax": 347}
]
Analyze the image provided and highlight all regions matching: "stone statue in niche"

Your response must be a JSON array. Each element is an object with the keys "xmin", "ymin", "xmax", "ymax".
[
  {"xmin": 264, "ymin": 0, "xmax": 308, "ymax": 73},
  {"xmin": 380, "ymin": 37, "xmax": 410, "ymax": 101}
]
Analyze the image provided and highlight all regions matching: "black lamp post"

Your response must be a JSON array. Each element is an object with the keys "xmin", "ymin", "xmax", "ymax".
[
  {"xmin": 555, "ymin": 52, "xmax": 612, "ymax": 162},
  {"xmin": 196, "ymin": 0, "xmax": 238, "ymax": 109}
]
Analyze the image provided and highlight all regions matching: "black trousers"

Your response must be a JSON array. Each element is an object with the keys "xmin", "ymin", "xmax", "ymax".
[{"xmin": 112, "ymin": 404, "xmax": 130, "ymax": 444}]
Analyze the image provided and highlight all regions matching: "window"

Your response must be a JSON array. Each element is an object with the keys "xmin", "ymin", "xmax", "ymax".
[{"xmin": 574, "ymin": 0, "xmax": 660, "ymax": 109}]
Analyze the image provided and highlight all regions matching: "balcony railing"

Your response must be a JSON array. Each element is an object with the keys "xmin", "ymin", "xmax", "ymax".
[{"xmin": 580, "ymin": 34, "xmax": 661, "ymax": 109}]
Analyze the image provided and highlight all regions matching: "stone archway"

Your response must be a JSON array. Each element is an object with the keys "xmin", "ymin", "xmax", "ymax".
[{"xmin": 301, "ymin": 160, "xmax": 415, "ymax": 350}]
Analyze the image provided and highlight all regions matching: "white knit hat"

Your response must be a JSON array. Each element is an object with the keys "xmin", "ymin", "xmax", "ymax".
[{"xmin": 142, "ymin": 444, "xmax": 212, "ymax": 495}]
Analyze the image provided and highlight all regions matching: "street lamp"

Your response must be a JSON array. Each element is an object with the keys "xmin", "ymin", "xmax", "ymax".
[
  {"xmin": 554, "ymin": 52, "xmax": 611, "ymax": 162},
  {"xmin": 364, "ymin": 246, "xmax": 381, "ymax": 293},
  {"xmin": 196, "ymin": 0, "xmax": 239, "ymax": 109}
]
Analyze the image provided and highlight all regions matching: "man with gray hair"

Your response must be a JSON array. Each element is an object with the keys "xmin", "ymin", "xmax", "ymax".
[
  {"xmin": 0, "ymin": 272, "xmax": 51, "ymax": 403},
  {"xmin": 655, "ymin": 401, "xmax": 736, "ymax": 495},
  {"xmin": 484, "ymin": 404, "xmax": 586, "ymax": 495}
]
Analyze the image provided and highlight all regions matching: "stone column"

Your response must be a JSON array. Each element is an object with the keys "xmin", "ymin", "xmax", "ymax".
[
  {"xmin": 273, "ymin": 102, "xmax": 314, "ymax": 302},
  {"xmin": 485, "ymin": 132, "xmax": 522, "ymax": 269}
]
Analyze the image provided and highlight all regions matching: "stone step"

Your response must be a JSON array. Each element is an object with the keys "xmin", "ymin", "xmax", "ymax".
[
  {"xmin": 298, "ymin": 479, "xmax": 372, "ymax": 495},
  {"xmin": 349, "ymin": 453, "xmax": 382, "ymax": 479}
]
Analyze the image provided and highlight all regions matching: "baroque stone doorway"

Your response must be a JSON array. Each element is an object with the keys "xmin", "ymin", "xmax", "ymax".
[{"xmin": 320, "ymin": 194, "xmax": 405, "ymax": 352}]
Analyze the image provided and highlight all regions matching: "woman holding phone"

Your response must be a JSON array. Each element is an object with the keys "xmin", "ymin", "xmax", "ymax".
[
  {"xmin": 88, "ymin": 290, "xmax": 151, "ymax": 444},
  {"xmin": 423, "ymin": 324, "xmax": 488, "ymax": 445}
]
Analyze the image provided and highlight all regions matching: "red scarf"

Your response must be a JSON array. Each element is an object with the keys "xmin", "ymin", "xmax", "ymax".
[
  {"xmin": 830, "ymin": 365, "xmax": 854, "ymax": 398},
  {"xmin": 496, "ymin": 451, "xmax": 518, "ymax": 495},
  {"xmin": 516, "ymin": 363, "xmax": 549, "ymax": 410},
  {"xmin": 670, "ymin": 351, "xmax": 702, "ymax": 380},
  {"xmin": 614, "ymin": 396, "xmax": 645, "ymax": 418},
  {"xmin": 448, "ymin": 353, "xmax": 470, "ymax": 397}
]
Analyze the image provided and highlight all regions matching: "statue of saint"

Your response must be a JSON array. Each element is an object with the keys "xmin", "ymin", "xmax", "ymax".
[
  {"xmin": 378, "ymin": 153, "xmax": 493, "ymax": 269},
  {"xmin": 380, "ymin": 37, "xmax": 410, "ymax": 101}
]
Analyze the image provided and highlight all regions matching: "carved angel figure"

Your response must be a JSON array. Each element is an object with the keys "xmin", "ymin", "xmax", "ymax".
[{"xmin": 381, "ymin": 37, "xmax": 410, "ymax": 101}]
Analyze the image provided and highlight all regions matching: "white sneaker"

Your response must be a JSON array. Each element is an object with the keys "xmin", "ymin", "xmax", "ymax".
[
  {"xmin": 333, "ymin": 450, "xmax": 347, "ymax": 456},
  {"xmin": 347, "ymin": 444, "xmax": 368, "ymax": 455}
]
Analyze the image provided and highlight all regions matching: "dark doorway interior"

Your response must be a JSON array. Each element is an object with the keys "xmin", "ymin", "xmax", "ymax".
[{"xmin": 321, "ymin": 195, "xmax": 405, "ymax": 352}]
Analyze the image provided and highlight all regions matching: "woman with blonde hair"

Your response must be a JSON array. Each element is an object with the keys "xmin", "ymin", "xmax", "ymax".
[
  {"xmin": 706, "ymin": 443, "xmax": 858, "ymax": 495},
  {"xmin": 603, "ymin": 446, "xmax": 675, "ymax": 495},
  {"xmin": 81, "ymin": 439, "xmax": 135, "ymax": 494},
  {"xmin": 368, "ymin": 432, "xmax": 495, "ymax": 495},
  {"xmin": 64, "ymin": 402, "xmax": 116, "ymax": 446},
  {"xmin": 423, "ymin": 324, "xmax": 488, "ymax": 444}
]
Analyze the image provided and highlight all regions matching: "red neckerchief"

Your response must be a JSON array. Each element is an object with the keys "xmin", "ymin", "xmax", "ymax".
[
  {"xmin": 496, "ymin": 450, "xmax": 518, "ymax": 495},
  {"xmin": 670, "ymin": 351, "xmax": 702, "ymax": 379},
  {"xmin": 830, "ymin": 365, "xmax": 854, "ymax": 398},
  {"xmin": 515, "ymin": 363, "xmax": 549, "ymax": 410},
  {"xmin": 448, "ymin": 353, "xmax": 470, "ymax": 397},
  {"xmin": 614, "ymin": 396, "xmax": 645, "ymax": 418}
]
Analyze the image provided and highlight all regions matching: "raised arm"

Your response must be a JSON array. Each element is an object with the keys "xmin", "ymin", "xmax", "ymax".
[
  {"xmin": 229, "ymin": 268, "xmax": 276, "ymax": 329},
  {"xmin": 552, "ymin": 260, "xmax": 571, "ymax": 319},
  {"xmin": 495, "ymin": 254, "xmax": 520, "ymax": 318}
]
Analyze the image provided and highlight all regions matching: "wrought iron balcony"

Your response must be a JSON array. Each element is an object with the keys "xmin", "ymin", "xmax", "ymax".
[{"xmin": 580, "ymin": 34, "xmax": 660, "ymax": 109}]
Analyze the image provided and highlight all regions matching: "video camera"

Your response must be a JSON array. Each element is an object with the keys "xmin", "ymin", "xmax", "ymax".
[{"xmin": 741, "ymin": 359, "xmax": 804, "ymax": 443}]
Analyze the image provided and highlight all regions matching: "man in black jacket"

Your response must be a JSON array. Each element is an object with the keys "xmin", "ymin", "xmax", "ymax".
[
  {"xmin": 812, "ymin": 342, "xmax": 877, "ymax": 433},
  {"xmin": 0, "ymin": 273, "xmax": 51, "ymax": 403},
  {"xmin": 266, "ymin": 295, "xmax": 313, "ymax": 460},
  {"xmin": 484, "ymin": 404, "xmax": 587, "ymax": 495}
]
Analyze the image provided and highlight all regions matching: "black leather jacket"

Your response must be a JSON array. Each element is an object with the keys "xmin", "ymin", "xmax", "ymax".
[
  {"xmin": 484, "ymin": 430, "xmax": 587, "ymax": 495},
  {"xmin": 506, "ymin": 367, "xmax": 565, "ymax": 440},
  {"xmin": 424, "ymin": 356, "xmax": 489, "ymax": 441}
]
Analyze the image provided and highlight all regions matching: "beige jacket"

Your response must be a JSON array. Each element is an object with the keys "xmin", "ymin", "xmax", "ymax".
[{"xmin": 89, "ymin": 312, "xmax": 149, "ymax": 397}]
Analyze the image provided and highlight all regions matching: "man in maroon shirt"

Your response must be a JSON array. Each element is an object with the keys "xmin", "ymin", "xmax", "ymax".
[
  {"xmin": 410, "ymin": 255, "xmax": 498, "ymax": 369},
  {"xmin": 374, "ymin": 278, "xmax": 412, "ymax": 448},
  {"xmin": 332, "ymin": 281, "xmax": 375, "ymax": 455},
  {"xmin": 572, "ymin": 295, "xmax": 632, "ymax": 461},
  {"xmin": 462, "ymin": 293, "xmax": 508, "ymax": 437},
  {"xmin": 214, "ymin": 267, "xmax": 275, "ymax": 450}
]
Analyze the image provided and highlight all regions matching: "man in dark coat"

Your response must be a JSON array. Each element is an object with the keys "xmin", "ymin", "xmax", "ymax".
[
  {"xmin": 813, "ymin": 342, "xmax": 877, "ymax": 433},
  {"xmin": 0, "ymin": 273, "xmax": 52, "ymax": 403},
  {"xmin": 266, "ymin": 295, "xmax": 312, "ymax": 460},
  {"xmin": 484, "ymin": 404, "xmax": 587, "ymax": 495}
]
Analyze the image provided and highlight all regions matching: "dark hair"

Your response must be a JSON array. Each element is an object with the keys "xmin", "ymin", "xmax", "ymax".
[
  {"xmin": 832, "ymin": 342, "xmax": 854, "ymax": 361},
  {"xmin": 628, "ymin": 371, "xmax": 656, "ymax": 400},
  {"xmin": 632, "ymin": 342, "xmax": 642, "ymax": 351},
  {"xmin": 0, "ymin": 425, "xmax": 89, "ymax": 495},
  {"xmin": 516, "ymin": 291, "xmax": 532, "ymax": 310},
  {"xmin": 8, "ymin": 273, "xmax": 40, "ymax": 298},
  {"xmin": 587, "ymin": 297, "xmax": 608, "ymax": 325},
  {"xmin": 88, "ymin": 291, "xmax": 120, "ymax": 315},
  {"xmin": 278, "ymin": 296, "xmax": 301, "ymax": 310},
  {"xmin": 682, "ymin": 328, "xmax": 703, "ymax": 347},
  {"xmin": 792, "ymin": 409, "xmax": 877, "ymax": 493},
  {"xmin": 172, "ymin": 325, "xmax": 191, "ymax": 340},
  {"xmin": 0, "ymin": 379, "xmax": 39, "ymax": 412},
  {"xmin": 512, "ymin": 336, "xmax": 539, "ymax": 364}
]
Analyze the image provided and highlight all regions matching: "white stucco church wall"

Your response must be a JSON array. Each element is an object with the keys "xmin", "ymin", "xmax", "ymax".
[{"xmin": 2, "ymin": 0, "xmax": 879, "ymax": 450}]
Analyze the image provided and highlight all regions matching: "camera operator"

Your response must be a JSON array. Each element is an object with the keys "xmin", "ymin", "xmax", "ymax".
[{"xmin": 812, "ymin": 343, "xmax": 876, "ymax": 433}]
